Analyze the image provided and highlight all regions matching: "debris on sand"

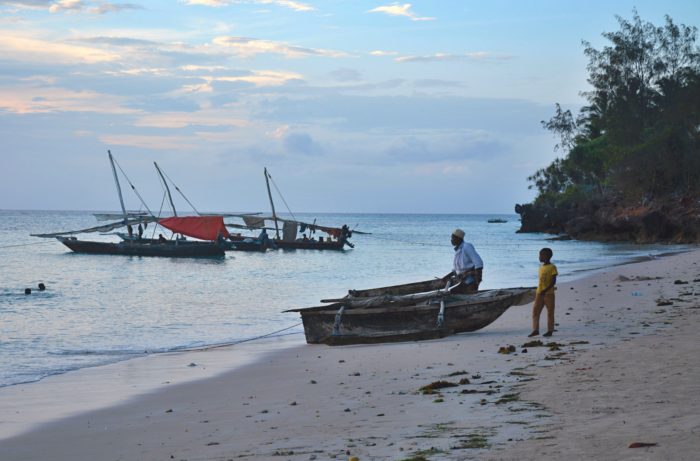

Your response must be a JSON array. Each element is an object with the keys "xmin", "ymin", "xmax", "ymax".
[
  {"xmin": 628, "ymin": 442, "xmax": 657, "ymax": 448},
  {"xmin": 495, "ymin": 393, "xmax": 520, "ymax": 404},
  {"xmin": 521, "ymin": 340, "xmax": 544, "ymax": 348},
  {"xmin": 446, "ymin": 370, "xmax": 469, "ymax": 377},
  {"xmin": 656, "ymin": 299, "xmax": 673, "ymax": 306},
  {"xmin": 616, "ymin": 275, "xmax": 662, "ymax": 282},
  {"xmin": 498, "ymin": 345, "xmax": 516, "ymax": 354},
  {"xmin": 419, "ymin": 381, "xmax": 459, "ymax": 394}
]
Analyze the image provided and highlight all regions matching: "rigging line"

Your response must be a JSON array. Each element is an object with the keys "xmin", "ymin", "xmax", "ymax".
[
  {"xmin": 112, "ymin": 157, "xmax": 156, "ymax": 218},
  {"xmin": 0, "ymin": 241, "xmax": 55, "ymax": 249},
  {"xmin": 176, "ymin": 322, "xmax": 304, "ymax": 353},
  {"xmin": 154, "ymin": 192, "xmax": 166, "ymax": 239},
  {"xmin": 160, "ymin": 168, "xmax": 200, "ymax": 215},
  {"xmin": 365, "ymin": 234, "xmax": 444, "ymax": 247},
  {"xmin": 267, "ymin": 173, "xmax": 297, "ymax": 222},
  {"xmin": 365, "ymin": 234, "xmax": 542, "ymax": 249}
]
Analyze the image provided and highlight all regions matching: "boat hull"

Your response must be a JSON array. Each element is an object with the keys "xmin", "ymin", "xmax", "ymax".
[
  {"xmin": 57, "ymin": 237, "xmax": 226, "ymax": 258},
  {"xmin": 274, "ymin": 239, "xmax": 346, "ymax": 250},
  {"xmin": 293, "ymin": 288, "xmax": 534, "ymax": 345},
  {"xmin": 226, "ymin": 236, "xmax": 268, "ymax": 252}
]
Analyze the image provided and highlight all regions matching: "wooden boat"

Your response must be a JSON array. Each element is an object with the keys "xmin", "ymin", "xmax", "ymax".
[
  {"xmin": 57, "ymin": 235, "xmax": 226, "ymax": 257},
  {"xmin": 33, "ymin": 153, "xmax": 231, "ymax": 258},
  {"xmin": 149, "ymin": 162, "xmax": 268, "ymax": 253},
  {"xmin": 287, "ymin": 277, "xmax": 535, "ymax": 345},
  {"xmin": 230, "ymin": 168, "xmax": 363, "ymax": 251},
  {"xmin": 43, "ymin": 216, "xmax": 231, "ymax": 258}
]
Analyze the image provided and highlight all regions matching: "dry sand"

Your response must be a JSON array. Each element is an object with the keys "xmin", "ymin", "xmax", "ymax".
[{"xmin": 1, "ymin": 249, "xmax": 699, "ymax": 460}]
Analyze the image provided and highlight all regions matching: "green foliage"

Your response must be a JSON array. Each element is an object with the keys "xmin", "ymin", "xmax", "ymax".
[{"xmin": 531, "ymin": 10, "xmax": 700, "ymax": 205}]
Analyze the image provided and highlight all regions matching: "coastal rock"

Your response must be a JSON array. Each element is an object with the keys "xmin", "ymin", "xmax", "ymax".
[{"xmin": 515, "ymin": 196, "xmax": 700, "ymax": 243}]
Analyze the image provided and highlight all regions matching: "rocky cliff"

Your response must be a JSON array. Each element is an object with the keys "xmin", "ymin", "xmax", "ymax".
[{"xmin": 515, "ymin": 197, "xmax": 700, "ymax": 244}]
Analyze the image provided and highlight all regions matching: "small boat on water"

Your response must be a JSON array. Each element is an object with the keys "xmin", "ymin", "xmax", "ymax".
[
  {"xmin": 56, "ymin": 234, "xmax": 227, "ymax": 257},
  {"xmin": 230, "ymin": 168, "xmax": 365, "ymax": 251},
  {"xmin": 32, "ymin": 153, "xmax": 231, "ymax": 258},
  {"xmin": 286, "ymin": 278, "xmax": 535, "ymax": 345},
  {"xmin": 37, "ymin": 214, "xmax": 232, "ymax": 258},
  {"xmin": 487, "ymin": 218, "xmax": 508, "ymax": 223}
]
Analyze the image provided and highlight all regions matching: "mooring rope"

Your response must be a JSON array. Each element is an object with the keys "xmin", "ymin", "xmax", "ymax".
[
  {"xmin": 175, "ymin": 322, "xmax": 304, "ymax": 353},
  {"xmin": 0, "ymin": 241, "xmax": 55, "ymax": 250}
]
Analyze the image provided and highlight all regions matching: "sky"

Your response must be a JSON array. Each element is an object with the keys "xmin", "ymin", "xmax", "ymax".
[{"xmin": 1, "ymin": 1, "xmax": 699, "ymax": 214}]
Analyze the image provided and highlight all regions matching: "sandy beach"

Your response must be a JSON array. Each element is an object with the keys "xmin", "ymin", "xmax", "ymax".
[{"xmin": 1, "ymin": 249, "xmax": 699, "ymax": 460}]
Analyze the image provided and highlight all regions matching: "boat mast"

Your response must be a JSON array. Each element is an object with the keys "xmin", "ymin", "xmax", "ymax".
[
  {"xmin": 264, "ymin": 167, "xmax": 280, "ymax": 239},
  {"xmin": 154, "ymin": 162, "xmax": 177, "ymax": 217},
  {"xmin": 108, "ymin": 150, "xmax": 128, "ymax": 223}
]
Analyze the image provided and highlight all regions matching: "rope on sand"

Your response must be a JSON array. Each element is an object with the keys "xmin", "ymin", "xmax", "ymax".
[{"xmin": 176, "ymin": 322, "xmax": 304, "ymax": 353}]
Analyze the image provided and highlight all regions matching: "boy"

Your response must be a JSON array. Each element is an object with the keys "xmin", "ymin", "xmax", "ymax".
[{"xmin": 529, "ymin": 247, "xmax": 558, "ymax": 337}]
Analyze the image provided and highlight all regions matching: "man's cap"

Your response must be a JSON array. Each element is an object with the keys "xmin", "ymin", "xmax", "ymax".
[{"xmin": 452, "ymin": 228, "xmax": 465, "ymax": 239}]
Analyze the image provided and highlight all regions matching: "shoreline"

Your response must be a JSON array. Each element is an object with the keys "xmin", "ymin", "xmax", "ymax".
[
  {"xmin": 0, "ymin": 333, "xmax": 305, "ymax": 441},
  {"xmin": 1, "ymin": 249, "xmax": 699, "ymax": 460}
]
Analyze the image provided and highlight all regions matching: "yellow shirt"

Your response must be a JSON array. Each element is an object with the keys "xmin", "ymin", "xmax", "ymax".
[{"xmin": 537, "ymin": 263, "xmax": 558, "ymax": 294}]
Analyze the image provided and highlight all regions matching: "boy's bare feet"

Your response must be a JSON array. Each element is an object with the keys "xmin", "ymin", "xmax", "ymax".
[
  {"xmin": 528, "ymin": 330, "xmax": 539, "ymax": 337},
  {"xmin": 543, "ymin": 331, "xmax": 553, "ymax": 337}
]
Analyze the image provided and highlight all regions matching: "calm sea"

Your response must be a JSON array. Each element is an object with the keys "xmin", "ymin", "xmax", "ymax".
[{"xmin": 0, "ymin": 210, "xmax": 688, "ymax": 387}]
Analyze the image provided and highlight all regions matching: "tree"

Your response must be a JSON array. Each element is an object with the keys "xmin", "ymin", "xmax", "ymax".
[{"xmin": 532, "ymin": 11, "xmax": 700, "ymax": 206}]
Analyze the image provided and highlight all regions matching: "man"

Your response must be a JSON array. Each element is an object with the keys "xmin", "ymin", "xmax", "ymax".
[{"xmin": 446, "ymin": 228, "xmax": 483, "ymax": 293}]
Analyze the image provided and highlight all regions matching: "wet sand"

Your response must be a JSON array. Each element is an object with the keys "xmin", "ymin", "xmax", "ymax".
[{"xmin": 1, "ymin": 249, "xmax": 699, "ymax": 460}]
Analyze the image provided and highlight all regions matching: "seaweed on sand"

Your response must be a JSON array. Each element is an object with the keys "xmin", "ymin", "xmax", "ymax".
[{"xmin": 419, "ymin": 380, "xmax": 459, "ymax": 394}]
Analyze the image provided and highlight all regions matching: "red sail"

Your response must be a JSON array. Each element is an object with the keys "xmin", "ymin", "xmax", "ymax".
[{"xmin": 158, "ymin": 216, "xmax": 230, "ymax": 241}]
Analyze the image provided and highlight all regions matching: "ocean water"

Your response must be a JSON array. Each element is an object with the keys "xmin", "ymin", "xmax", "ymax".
[{"xmin": 0, "ymin": 210, "xmax": 689, "ymax": 388}]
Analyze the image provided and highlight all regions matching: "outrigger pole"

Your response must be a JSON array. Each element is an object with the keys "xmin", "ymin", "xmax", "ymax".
[
  {"xmin": 264, "ymin": 167, "xmax": 280, "ymax": 239},
  {"xmin": 108, "ymin": 150, "xmax": 128, "ymax": 223},
  {"xmin": 154, "ymin": 162, "xmax": 177, "ymax": 217}
]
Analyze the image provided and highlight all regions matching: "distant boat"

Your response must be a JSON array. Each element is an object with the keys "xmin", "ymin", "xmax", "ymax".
[
  {"xmin": 286, "ymin": 278, "xmax": 535, "ymax": 345},
  {"xmin": 231, "ymin": 168, "xmax": 368, "ymax": 251},
  {"xmin": 55, "ymin": 233, "xmax": 227, "ymax": 257},
  {"xmin": 148, "ymin": 162, "xmax": 268, "ymax": 253},
  {"xmin": 487, "ymin": 218, "xmax": 508, "ymax": 223},
  {"xmin": 32, "ymin": 152, "xmax": 230, "ymax": 258}
]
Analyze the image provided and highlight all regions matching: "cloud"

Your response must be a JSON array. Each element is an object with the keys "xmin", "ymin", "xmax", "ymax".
[
  {"xmin": 133, "ymin": 110, "xmax": 250, "ymax": 129},
  {"xmin": 0, "ymin": 33, "xmax": 119, "ymax": 64},
  {"xmin": 89, "ymin": 3, "xmax": 143, "ymax": 14},
  {"xmin": 183, "ymin": 0, "xmax": 314, "ymax": 12},
  {"xmin": 0, "ymin": 0, "xmax": 53, "ymax": 9},
  {"xmin": 367, "ymin": 3, "xmax": 434, "ymax": 21},
  {"xmin": 385, "ymin": 131, "xmax": 508, "ymax": 164},
  {"xmin": 283, "ymin": 131, "xmax": 322, "ymax": 156},
  {"xmin": 260, "ymin": 94, "xmax": 550, "ymax": 136},
  {"xmin": 369, "ymin": 50, "xmax": 399, "ymax": 57},
  {"xmin": 180, "ymin": 64, "xmax": 229, "ymax": 73},
  {"xmin": 395, "ymin": 52, "xmax": 514, "ymax": 63},
  {"xmin": 99, "ymin": 133, "xmax": 199, "ymax": 150},
  {"xmin": 49, "ymin": 0, "xmax": 82, "ymax": 13},
  {"xmin": 213, "ymin": 36, "xmax": 346, "ymax": 59},
  {"xmin": 182, "ymin": 0, "xmax": 228, "ymax": 5},
  {"xmin": 0, "ymin": 84, "xmax": 140, "ymax": 114},
  {"xmin": 211, "ymin": 70, "xmax": 304, "ymax": 87},
  {"xmin": 258, "ymin": 0, "xmax": 313, "ymax": 12},
  {"xmin": 0, "ymin": 0, "xmax": 145, "ymax": 13}
]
